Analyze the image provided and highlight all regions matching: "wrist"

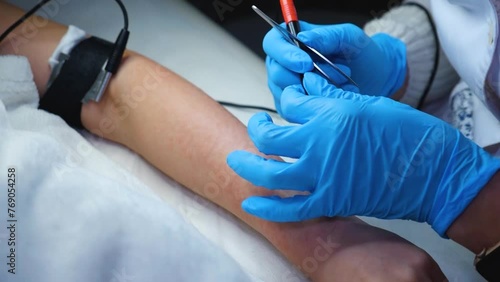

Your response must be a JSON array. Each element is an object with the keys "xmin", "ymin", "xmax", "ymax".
[
  {"xmin": 446, "ymin": 171, "xmax": 500, "ymax": 253},
  {"xmin": 429, "ymin": 134, "xmax": 500, "ymax": 237}
]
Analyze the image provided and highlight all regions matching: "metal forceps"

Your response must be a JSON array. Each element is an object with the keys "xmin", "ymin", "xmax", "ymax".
[{"xmin": 252, "ymin": 5, "xmax": 358, "ymax": 89}]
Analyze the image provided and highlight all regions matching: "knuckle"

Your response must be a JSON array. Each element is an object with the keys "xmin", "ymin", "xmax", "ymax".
[
  {"xmin": 341, "ymin": 23, "xmax": 361, "ymax": 34},
  {"xmin": 398, "ymin": 270, "xmax": 422, "ymax": 282}
]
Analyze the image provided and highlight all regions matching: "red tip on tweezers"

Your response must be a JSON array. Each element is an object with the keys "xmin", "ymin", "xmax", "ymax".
[{"xmin": 280, "ymin": 0, "xmax": 298, "ymax": 23}]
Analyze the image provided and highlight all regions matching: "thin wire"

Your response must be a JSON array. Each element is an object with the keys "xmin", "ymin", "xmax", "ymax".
[
  {"xmin": 0, "ymin": 0, "xmax": 129, "ymax": 44},
  {"xmin": 114, "ymin": 0, "xmax": 129, "ymax": 30},
  {"xmin": 218, "ymin": 101, "xmax": 278, "ymax": 114},
  {"xmin": 2, "ymin": 2, "xmax": 271, "ymax": 116},
  {"xmin": 0, "ymin": 0, "xmax": 52, "ymax": 43},
  {"xmin": 406, "ymin": 2, "xmax": 439, "ymax": 110}
]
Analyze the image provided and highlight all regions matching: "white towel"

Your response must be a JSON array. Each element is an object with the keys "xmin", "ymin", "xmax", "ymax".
[{"xmin": 0, "ymin": 56, "xmax": 252, "ymax": 282}]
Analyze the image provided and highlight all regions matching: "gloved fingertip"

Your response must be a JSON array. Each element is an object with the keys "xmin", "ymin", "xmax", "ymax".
[
  {"xmin": 283, "ymin": 84, "xmax": 305, "ymax": 95},
  {"xmin": 242, "ymin": 196, "xmax": 281, "ymax": 217},
  {"xmin": 248, "ymin": 113, "xmax": 274, "ymax": 140},
  {"xmin": 251, "ymin": 111, "xmax": 273, "ymax": 123},
  {"xmin": 292, "ymin": 52, "xmax": 314, "ymax": 72},
  {"xmin": 336, "ymin": 64, "xmax": 352, "ymax": 77},
  {"xmin": 283, "ymin": 51, "xmax": 313, "ymax": 73},
  {"xmin": 242, "ymin": 197, "xmax": 271, "ymax": 218},
  {"xmin": 226, "ymin": 162, "xmax": 239, "ymax": 177},
  {"xmin": 343, "ymin": 84, "xmax": 360, "ymax": 93},
  {"xmin": 241, "ymin": 198, "xmax": 257, "ymax": 214},
  {"xmin": 303, "ymin": 72, "xmax": 326, "ymax": 84},
  {"xmin": 303, "ymin": 72, "xmax": 331, "ymax": 95},
  {"xmin": 226, "ymin": 150, "xmax": 241, "ymax": 167},
  {"xmin": 297, "ymin": 30, "xmax": 317, "ymax": 44}
]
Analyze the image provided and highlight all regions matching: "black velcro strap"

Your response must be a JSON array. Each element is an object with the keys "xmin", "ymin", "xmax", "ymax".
[{"xmin": 39, "ymin": 36, "xmax": 114, "ymax": 129}]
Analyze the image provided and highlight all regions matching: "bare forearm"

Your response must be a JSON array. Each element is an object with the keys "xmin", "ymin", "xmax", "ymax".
[
  {"xmin": 86, "ymin": 55, "xmax": 444, "ymax": 281},
  {"xmin": 82, "ymin": 53, "xmax": 353, "ymax": 262},
  {"xmin": 447, "ymin": 171, "xmax": 500, "ymax": 254},
  {"xmin": 0, "ymin": 2, "xmax": 66, "ymax": 94}
]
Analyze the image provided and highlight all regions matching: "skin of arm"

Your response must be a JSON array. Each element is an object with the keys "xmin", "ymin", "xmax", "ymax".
[{"xmin": 0, "ymin": 2, "xmax": 445, "ymax": 281}]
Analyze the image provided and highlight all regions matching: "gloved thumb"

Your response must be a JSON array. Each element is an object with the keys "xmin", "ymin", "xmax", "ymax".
[
  {"xmin": 280, "ymin": 84, "xmax": 323, "ymax": 124},
  {"xmin": 263, "ymin": 24, "xmax": 314, "ymax": 73}
]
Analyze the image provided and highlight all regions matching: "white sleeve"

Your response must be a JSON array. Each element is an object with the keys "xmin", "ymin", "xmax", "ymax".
[{"xmin": 364, "ymin": 3, "xmax": 459, "ymax": 107}]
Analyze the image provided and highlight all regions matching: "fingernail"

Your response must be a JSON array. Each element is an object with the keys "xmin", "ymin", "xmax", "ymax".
[{"xmin": 254, "ymin": 111, "xmax": 272, "ymax": 122}]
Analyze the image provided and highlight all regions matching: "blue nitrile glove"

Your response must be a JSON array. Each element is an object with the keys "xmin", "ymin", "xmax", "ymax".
[
  {"xmin": 227, "ymin": 73, "xmax": 500, "ymax": 236},
  {"xmin": 264, "ymin": 22, "xmax": 407, "ymax": 114}
]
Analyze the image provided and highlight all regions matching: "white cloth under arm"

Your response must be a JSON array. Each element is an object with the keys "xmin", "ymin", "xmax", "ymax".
[
  {"xmin": 364, "ymin": 2, "xmax": 460, "ymax": 107},
  {"xmin": 0, "ymin": 56, "xmax": 253, "ymax": 282}
]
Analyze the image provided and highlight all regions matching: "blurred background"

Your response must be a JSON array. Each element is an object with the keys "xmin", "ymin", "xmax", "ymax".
[{"xmin": 186, "ymin": 0, "xmax": 398, "ymax": 58}]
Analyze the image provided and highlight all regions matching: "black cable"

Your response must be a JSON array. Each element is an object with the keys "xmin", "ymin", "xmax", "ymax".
[
  {"xmin": 0, "ymin": 0, "xmax": 130, "ymax": 75},
  {"xmin": 114, "ymin": 0, "xmax": 129, "ymax": 30},
  {"xmin": 0, "ymin": 0, "xmax": 52, "ymax": 43},
  {"xmin": 218, "ymin": 101, "xmax": 278, "ymax": 114},
  {"xmin": 1, "ymin": 1, "xmax": 270, "ymax": 115},
  {"xmin": 105, "ymin": 0, "xmax": 130, "ymax": 74},
  {"xmin": 404, "ymin": 3, "xmax": 440, "ymax": 110},
  {"xmin": 0, "ymin": 0, "xmax": 129, "ymax": 42}
]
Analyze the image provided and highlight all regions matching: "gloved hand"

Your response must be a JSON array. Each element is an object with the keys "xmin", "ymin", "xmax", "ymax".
[
  {"xmin": 227, "ymin": 73, "xmax": 500, "ymax": 236},
  {"xmin": 265, "ymin": 22, "xmax": 407, "ymax": 114}
]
